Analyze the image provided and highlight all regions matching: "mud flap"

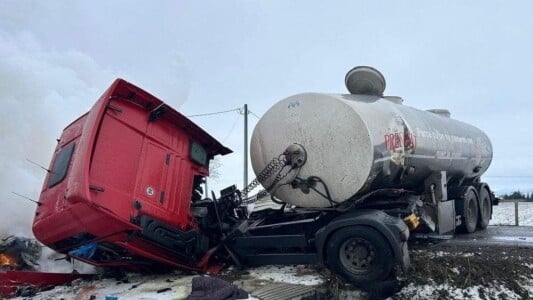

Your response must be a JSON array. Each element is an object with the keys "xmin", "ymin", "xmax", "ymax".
[{"xmin": 400, "ymin": 242, "xmax": 410, "ymax": 273}]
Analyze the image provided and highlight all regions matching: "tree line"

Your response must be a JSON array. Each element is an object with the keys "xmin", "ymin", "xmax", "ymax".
[{"xmin": 499, "ymin": 190, "xmax": 533, "ymax": 201}]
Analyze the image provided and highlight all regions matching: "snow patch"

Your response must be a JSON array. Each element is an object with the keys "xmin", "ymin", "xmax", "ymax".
[
  {"xmin": 520, "ymin": 279, "xmax": 533, "ymax": 296},
  {"xmin": 396, "ymin": 283, "xmax": 523, "ymax": 299},
  {"xmin": 13, "ymin": 273, "xmax": 195, "ymax": 300},
  {"xmin": 491, "ymin": 202, "xmax": 533, "ymax": 226}
]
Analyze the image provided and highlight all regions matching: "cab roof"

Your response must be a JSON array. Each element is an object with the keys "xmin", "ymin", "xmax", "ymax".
[{"xmin": 110, "ymin": 78, "xmax": 232, "ymax": 156}]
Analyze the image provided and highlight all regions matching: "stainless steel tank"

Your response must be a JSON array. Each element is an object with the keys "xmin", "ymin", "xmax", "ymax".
[{"xmin": 250, "ymin": 67, "xmax": 493, "ymax": 208}]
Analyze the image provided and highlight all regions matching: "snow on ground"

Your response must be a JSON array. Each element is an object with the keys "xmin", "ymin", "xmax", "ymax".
[
  {"xmin": 13, "ymin": 273, "xmax": 196, "ymax": 300},
  {"xmin": 391, "ymin": 245, "xmax": 533, "ymax": 300},
  {"xmin": 10, "ymin": 249, "xmax": 533, "ymax": 300},
  {"xmin": 521, "ymin": 279, "xmax": 533, "ymax": 296},
  {"xmin": 8, "ymin": 202, "xmax": 533, "ymax": 299},
  {"xmin": 410, "ymin": 250, "xmax": 476, "ymax": 258},
  {"xmin": 395, "ymin": 283, "xmax": 522, "ymax": 300},
  {"xmin": 12, "ymin": 266, "xmax": 324, "ymax": 300},
  {"xmin": 491, "ymin": 201, "xmax": 533, "ymax": 226}
]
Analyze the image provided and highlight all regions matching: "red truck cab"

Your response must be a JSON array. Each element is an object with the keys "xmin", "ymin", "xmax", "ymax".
[{"xmin": 33, "ymin": 79, "xmax": 231, "ymax": 271}]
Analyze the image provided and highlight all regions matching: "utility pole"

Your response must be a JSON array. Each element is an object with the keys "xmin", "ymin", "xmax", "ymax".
[{"xmin": 243, "ymin": 104, "xmax": 248, "ymax": 191}]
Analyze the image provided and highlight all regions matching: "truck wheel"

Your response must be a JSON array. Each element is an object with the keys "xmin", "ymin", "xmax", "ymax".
[
  {"xmin": 456, "ymin": 186, "xmax": 479, "ymax": 233},
  {"xmin": 326, "ymin": 226, "xmax": 393, "ymax": 284},
  {"xmin": 477, "ymin": 187, "xmax": 492, "ymax": 230}
]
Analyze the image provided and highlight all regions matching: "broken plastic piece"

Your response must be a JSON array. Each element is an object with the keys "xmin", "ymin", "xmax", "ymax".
[{"xmin": 68, "ymin": 243, "xmax": 97, "ymax": 259}]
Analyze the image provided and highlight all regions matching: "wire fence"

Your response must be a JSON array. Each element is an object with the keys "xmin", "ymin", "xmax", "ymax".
[{"xmin": 491, "ymin": 200, "xmax": 533, "ymax": 226}]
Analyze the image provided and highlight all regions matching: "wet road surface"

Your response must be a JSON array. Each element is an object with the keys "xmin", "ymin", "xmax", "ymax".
[{"xmin": 443, "ymin": 225, "xmax": 533, "ymax": 248}]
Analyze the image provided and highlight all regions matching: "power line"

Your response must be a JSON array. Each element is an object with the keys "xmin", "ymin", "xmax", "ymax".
[
  {"xmin": 187, "ymin": 108, "xmax": 240, "ymax": 118},
  {"xmin": 249, "ymin": 110, "xmax": 261, "ymax": 119},
  {"xmin": 485, "ymin": 176, "xmax": 533, "ymax": 178},
  {"xmin": 187, "ymin": 106, "xmax": 262, "ymax": 119},
  {"xmin": 222, "ymin": 112, "xmax": 241, "ymax": 143}
]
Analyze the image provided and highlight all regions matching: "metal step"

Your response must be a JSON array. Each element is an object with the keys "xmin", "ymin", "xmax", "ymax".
[{"xmin": 252, "ymin": 282, "xmax": 317, "ymax": 300}]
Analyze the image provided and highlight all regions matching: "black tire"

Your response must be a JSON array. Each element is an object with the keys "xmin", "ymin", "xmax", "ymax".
[
  {"xmin": 477, "ymin": 186, "xmax": 492, "ymax": 230},
  {"xmin": 326, "ymin": 226, "xmax": 393, "ymax": 284},
  {"xmin": 456, "ymin": 186, "xmax": 479, "ymax": 233}
]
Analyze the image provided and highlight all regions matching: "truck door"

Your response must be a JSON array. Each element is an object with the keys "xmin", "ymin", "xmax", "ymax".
[
  {"xmin": 132, "ymin": 116, "xmax": 193, "ymax": 229},
  {"xmin": 133, "ymin": 141, "xmax": 175, "ymax": 219}
]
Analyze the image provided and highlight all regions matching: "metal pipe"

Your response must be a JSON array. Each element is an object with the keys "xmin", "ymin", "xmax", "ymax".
[
  {"xmin": 514, "ymin": 200, "xmax": 519, "ymax": 226},
  {"xmin": 243, "ymin": 104, "xmax": 248, "ymax": 190}
]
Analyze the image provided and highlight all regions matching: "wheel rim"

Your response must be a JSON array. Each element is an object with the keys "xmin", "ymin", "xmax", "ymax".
[
  {"xmin": 465, "ymin": 189, "xmax": 479, "ymax": 230},
  {"xmin": 339, "ymin": 237, "xmax": 376, "ymax": 275}
]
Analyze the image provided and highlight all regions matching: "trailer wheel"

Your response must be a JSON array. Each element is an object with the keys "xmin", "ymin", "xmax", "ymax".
[
  {"xmin": 326, "ymin": 226, "xmax": 393, "ymax": 283},
  {"xmin": 477, "ymin": 186, "xmax": 492, "ymax": 230},
  {"xmin": 456, "ymin": 186, "xmax": 479, "ymax": 233}
]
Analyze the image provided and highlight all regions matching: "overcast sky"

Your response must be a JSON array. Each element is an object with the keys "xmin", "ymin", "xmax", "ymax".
[{"xmin": 1, "ymin": 1, "xmax": 532, "ymax": 235}]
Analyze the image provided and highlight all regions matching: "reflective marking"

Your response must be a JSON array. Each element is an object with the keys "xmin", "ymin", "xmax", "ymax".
[
  {"xmin": 406, "ymin": 154, "xmax": 435, "ymax": 159},
  {"xmin": 374, "ymin": 157, "xmax": 391, "ymax": 163},
  {"xmin": 373, "ymin": 154, "xmax": 471, "ymax": 163}
]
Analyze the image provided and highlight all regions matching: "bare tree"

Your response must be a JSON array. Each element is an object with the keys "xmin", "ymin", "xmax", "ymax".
[{"xmin": 209, "ymin": 156, "xmax": 222, "ymax": 180}]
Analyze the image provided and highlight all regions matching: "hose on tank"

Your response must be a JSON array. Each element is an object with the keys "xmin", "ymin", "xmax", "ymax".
[{"xmin": 291, "ymin": 176, "xmax": 340, "ymax": 208}]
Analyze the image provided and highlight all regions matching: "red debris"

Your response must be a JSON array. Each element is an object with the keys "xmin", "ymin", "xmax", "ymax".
[{"xmin": 0, "ymin": 270, "xmax": 94, "ymax": 298}]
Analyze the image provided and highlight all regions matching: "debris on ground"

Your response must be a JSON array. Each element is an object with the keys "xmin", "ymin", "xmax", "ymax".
[
  {"xmin": 0, "ymin": 236, "xmax": 42, "ymax": 271},
  {"xmin": 3, "ymin": 238, "xmax": 532, "ymax": 299},
  {"xmin": 186, "ymin": 276, "xmax": 248, "ymax": 300}
]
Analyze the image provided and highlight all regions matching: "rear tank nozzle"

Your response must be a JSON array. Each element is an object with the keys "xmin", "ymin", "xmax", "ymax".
[{"xmin": 283, "ymin": 143, "xmax": 307, "ymax": 169}]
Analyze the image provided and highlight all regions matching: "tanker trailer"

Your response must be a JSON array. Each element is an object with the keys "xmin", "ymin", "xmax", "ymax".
[
  {"xmin": 250, "ymin": 66, "xmax": 493, "ymax": 233},
  {"xmin": 232, "ymin": 66, "xmax": 495, "ymax": 284}
]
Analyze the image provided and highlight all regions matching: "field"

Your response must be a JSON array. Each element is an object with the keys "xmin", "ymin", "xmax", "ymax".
[{"xmin": 491, "ymin": 201, "xmax": 533, "ymax": 226}]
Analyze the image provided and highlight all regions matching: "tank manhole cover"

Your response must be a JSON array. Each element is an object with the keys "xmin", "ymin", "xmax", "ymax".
[{"xmin": 252, "ymin": 282, "xmax": 317, "ymax": 300}]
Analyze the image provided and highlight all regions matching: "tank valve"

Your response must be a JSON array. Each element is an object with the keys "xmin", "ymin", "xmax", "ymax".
[{"xmin": 283, "ymin": 143, "xmax": 307, "ymax": 169}]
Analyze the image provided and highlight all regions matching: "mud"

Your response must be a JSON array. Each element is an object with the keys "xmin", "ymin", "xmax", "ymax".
[
  {"xmin": 220, "ymin": 240, "xmax": 533, "ymax": 300},
  {"xmin": 392, "ymin": 241, "xmax": 533, "ymax": 299}
]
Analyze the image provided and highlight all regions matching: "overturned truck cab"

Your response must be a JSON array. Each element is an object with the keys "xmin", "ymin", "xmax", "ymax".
[
  {"xmin": 33, "ymin": 66, "xmax": 494, "ymax": 285},
  {"xmin": 33, "ymin": 79, "xmax": 232, "ymax": 272}
]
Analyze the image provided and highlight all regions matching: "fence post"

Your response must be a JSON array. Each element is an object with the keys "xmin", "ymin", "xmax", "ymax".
[{"xmin": 514, "ymin": 200, "xmax": 519, "ymax": 226}]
